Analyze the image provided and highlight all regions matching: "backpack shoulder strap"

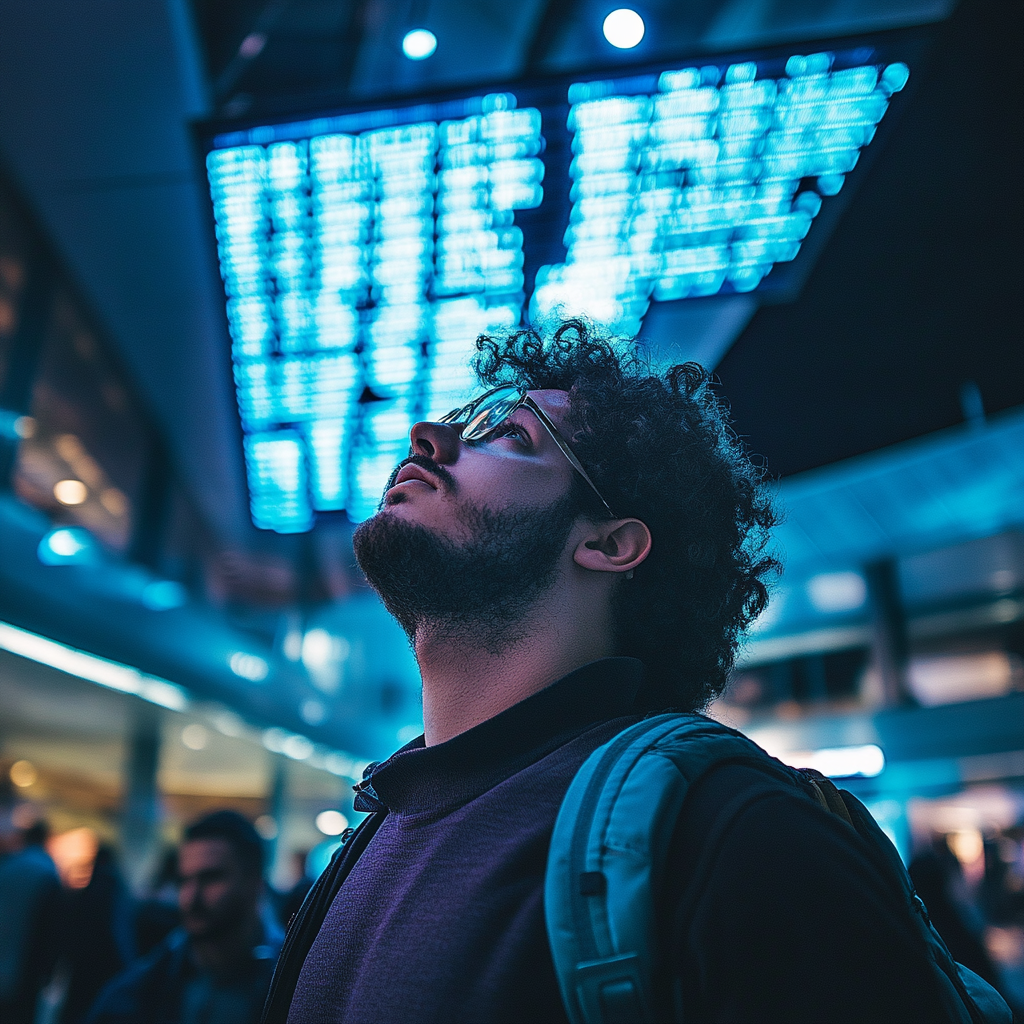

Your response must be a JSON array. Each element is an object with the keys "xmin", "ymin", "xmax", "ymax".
[{"xmin": 544, "ymin": 712, "xmax": 784, "ymax": 1024}]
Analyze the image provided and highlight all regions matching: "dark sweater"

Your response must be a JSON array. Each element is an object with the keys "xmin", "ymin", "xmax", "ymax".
[{"xmin": 281, "ymin": 658, "xmax": 946, "ymax": 1023}]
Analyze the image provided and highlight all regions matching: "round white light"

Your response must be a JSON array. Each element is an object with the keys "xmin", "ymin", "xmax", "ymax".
[
  {"xmin": 229, "ymin": 651, "xmax": 269, "ymax": 682},
  {"xmin": 301, "ymin": 699, "xmax": 327, "ymax": 726},
  {"xmin": 10, "ymin": 760, "xmax": 38, "ymax": 788},
  {"xmin": 806, "ymin": 572, "xmax": 867, "ymax": 613},
  {"xmin": 301, "ymin": 628, "xmax": 334, "ymax": 672},
  {"xmin": 603, "ymin": 8, "xmax": 645, "ymax": 48},
  {"xmin": 254, "ymin": 814, "xmax": 278, "ymax": 840},
  {"xmin": 316, "ymin": 810, "xmax": 348, "ymax": 836},
  {"xmin": 181, "ymin": 723, "xmax": 209, "ymax": 750},
  {"xmin": 402, "ymin": 28, "xmax": 437, "ymax": 60},
  {"xmin": 45, "ymin": 528, "xmax": 88, "ymax": 558},
  {"xmin": 54, "ymin": 479, "xmax": 87, "ymax": 505},
  {"xmin": 282, "ymin": 734, "xmax": 313, "ymax": 761},
  {"xmin": 13, "ymin": 415, "xmax": 35, "ymax": 439}
]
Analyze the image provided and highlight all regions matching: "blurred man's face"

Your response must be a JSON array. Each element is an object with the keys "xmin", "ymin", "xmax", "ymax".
[{"xmin": 178, "ymin": 838, "xmax": 260, "ymax": 940}]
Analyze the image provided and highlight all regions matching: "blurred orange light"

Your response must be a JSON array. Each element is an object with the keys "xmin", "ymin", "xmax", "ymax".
[{"xmin": 9, "ymin": 760, "xmax": 38, "ymax": 787}]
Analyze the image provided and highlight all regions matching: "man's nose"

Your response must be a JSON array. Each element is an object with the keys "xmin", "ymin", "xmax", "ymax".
[{"xmin": 409, "ymin": 420, "xmax": 461, "ymax": 464}]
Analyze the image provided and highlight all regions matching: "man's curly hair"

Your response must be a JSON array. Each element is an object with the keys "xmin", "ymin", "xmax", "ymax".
[{"xmin": 474, "ymin": 319, "xmax": 779, "ymax": 713}]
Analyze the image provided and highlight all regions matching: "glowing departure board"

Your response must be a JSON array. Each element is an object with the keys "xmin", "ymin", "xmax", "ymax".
[
  {"xmin": 532, "ymin": 55, "xmax": 909, "ymax": 335},
  {"xmin": 202, "ymin": 42, "xmax": 911, "ymax": 533},
  {"xmin": 208, "ymin": 96, "xmax": 542, "ymax": 528}
]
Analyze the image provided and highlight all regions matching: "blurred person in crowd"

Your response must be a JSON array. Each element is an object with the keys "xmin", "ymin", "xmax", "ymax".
[
  {"xmin": 265, "ymin": 322, "xmax": 954, "ymax": 1023},
  {"xmin": 910, "ymin": 836, "xmax": 1002, "ymax": 987},
  {"xmin": 981, "ymin": 828, "xmax": 1024, "ymax": 926},
  {"xmin": 56, "ymin": 845, "xmax": 136, "ymax": 1023},
  {"xmin": 274, "ymin": 851, "xmax": 314, "ymax": 929},
  {"xmin": 0, "ymin": 810, "xmax": 61, "ymax": 1024},
  {"xmin": 134, "ymin": 848, "xmax": 181, "ymax": 957},
  {"xmin": 87, "ymin": 811, "xmax": 283, "ymax": 1024}
]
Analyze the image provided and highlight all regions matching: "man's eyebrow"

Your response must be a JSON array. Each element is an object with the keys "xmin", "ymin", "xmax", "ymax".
[{"xmin": 505, "ymin": 407, "xmax": 542, "ymax": 442}]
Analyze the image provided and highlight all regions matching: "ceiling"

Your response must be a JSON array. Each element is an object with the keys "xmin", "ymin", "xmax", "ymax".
[{"xmin": 0, "ymin": 0, "xmax": 1018, "ymax": 556}]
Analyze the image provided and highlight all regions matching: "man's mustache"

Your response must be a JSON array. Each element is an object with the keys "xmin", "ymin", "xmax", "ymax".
[{"xmin": 382, "ymin": 453, "xmax": 458, "ymax": 500}]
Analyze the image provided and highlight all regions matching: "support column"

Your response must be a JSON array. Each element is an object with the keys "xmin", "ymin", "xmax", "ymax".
[
  {"xmin": 267, "ymin": 757, "xmax": 288, "ymax": 889},
  {"xmin": 864, "ymin": 558, "xmax": 914, "ymax": 706},
  {"xmin": 121, "ymin": 703, "xmax": 162, "ymax": 891}
]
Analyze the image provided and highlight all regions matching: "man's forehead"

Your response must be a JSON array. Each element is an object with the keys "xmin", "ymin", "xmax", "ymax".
[
  {"xmin": 179, "ymin": 837, "xmax": 234, "ymax": 871},
  {"xmin": 525, "ymin": 389, "xmax": 571, "ymax": 429}
]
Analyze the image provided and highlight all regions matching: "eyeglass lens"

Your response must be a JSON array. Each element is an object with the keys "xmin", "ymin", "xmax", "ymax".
[
  {"xmin": 438, "ymin": 386, "xmax": 523, "ymax": 442},
  {"xmin": 460, "ymin": 387, "xmax": 523, "ymax": 441}
]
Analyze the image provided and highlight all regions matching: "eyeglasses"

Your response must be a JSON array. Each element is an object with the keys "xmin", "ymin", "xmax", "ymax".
[{"xmin": 437, "ymin": 385, "xmax": 616, "ymax": 518}]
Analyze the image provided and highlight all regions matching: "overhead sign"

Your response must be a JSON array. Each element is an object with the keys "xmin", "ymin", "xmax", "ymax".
[{"xmin": 201, "ymin": 40, "xmax": 911, "ymax": 532}]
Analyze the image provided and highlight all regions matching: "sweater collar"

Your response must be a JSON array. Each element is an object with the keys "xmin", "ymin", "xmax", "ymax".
[{"xmin": 360, "ymin": 657, "xmax": 643, "ymax": 816}]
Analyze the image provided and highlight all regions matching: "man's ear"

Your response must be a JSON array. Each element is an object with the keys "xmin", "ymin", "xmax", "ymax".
[{"xmin": 573, "ymin": 519, "xmax": 652, "ymax": 575}]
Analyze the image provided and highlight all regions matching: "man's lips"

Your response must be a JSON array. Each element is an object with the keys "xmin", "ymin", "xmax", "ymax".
[{"xmin": 392, "ymin": 463, "xmax": 439, "ymax": 490}]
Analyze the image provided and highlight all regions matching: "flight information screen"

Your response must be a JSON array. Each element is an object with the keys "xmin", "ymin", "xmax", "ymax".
[{"xmin": 200, "ymin": 36, "xmax": 913, "ymax": 532}]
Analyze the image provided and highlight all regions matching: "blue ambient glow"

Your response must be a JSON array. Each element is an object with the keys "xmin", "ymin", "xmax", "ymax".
[
  {"xmin": 38, "ymin": 527, "xmax": 98, "ymax": 565},
  {"xmin": 531, "ymin": 55, "xmax": 909, "ymax": 335},
  {"xmin": 207, "ymin": 95, "xmax": 544, "ymax": 530}
]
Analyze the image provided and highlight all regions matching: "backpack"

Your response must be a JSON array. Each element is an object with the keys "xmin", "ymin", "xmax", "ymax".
[{"xmin": 544, "ymin": 713, "xmax": 1012, "ymax": 1024}]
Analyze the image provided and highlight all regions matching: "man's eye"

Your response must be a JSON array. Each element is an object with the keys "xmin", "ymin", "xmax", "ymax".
[{"xmin": 494, "ymin": 423, "xmax": 528, "ymax": 443}]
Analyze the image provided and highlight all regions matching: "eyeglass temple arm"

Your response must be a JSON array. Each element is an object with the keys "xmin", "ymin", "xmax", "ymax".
[{"xmin": 523, "ymin": 398, "xmax": 616, "ymax": 518}]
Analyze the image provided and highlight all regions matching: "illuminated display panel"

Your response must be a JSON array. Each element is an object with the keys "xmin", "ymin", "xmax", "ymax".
[{"xmin": 201, "ymin": 37, "xmax": 913, "ymax": 533}]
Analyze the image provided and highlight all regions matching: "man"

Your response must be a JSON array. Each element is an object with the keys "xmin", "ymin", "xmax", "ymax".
[
  {"xmin": 0, "ymin": 812, "xmax": 60, "ymax": 1024},
  {"xmin": 269, "ymin": 321, "xmax": 948, "ymax": 1022},
  {"xmin": 88, "ymin": 811, "xmax": 282, "ymax": 1024}
]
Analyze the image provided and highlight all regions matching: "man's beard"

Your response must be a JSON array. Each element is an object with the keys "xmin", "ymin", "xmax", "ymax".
[{"xmin": 353, "ymin": 490, "xmax": 579, "ymax": 653}]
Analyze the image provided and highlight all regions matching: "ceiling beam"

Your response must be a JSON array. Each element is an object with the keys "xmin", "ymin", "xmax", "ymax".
[
  {"xmin": 520, "ymin": 0, "xmax": 578, "ymax": 76},
  {"xmin": 213, "ymin": 0, "xmax": 292, "ymax": 105}
]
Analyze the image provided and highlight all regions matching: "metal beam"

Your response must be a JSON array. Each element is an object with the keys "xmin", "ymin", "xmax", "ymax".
[
  {"xmin": 520, "ymin": 0, "xmax": 578, "ymax": 76},
  {"xmin": 213, "ymin": 0, "xmax": 292, "ymax": 105}
]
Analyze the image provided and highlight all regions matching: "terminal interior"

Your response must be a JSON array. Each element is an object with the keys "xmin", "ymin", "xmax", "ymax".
[{"xmin": 0, "ymin": 0, "xmax": 1021, "ymax": 1015}]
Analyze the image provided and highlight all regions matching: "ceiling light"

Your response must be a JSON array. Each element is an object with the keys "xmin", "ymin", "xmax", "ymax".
[
  {"xmin": 141, "ymin": 580, "xmax": 188, "ymax": 611},
  {"xmin": 402, "ymin": 29, "xmax": 437, "ymax": 60},
  {"xmin": 239, "ymin": 32, "xmax": 266, "ymax": 59},
  {"xmin": 229, "ymin": 651, "xmax": 270, "ymax": 681},
  {"xmin": 806, "ymin": 572, "xmax": 867, "ymax": 613},
  {"xmin": 602, "ymin": 9, "xmax": 645, "ymax": 49},
  {"xmin": 10, "ymin": 760, "xmax": 38, "ymax": 788},
  {"xmin": 301, "ymin": 628, "xmax": 339, "ymax": 672},
  {"xmin": 301, "ymin": 698, "xmax": 327, "ymax": 725},
  {"xmin": 54, "ymin": 479, "xmax": 87, "ymax": 505},
  {"xmin": 0, "ymin": 620, "xmax": 188, "ymax": 711},
  {"xmin": 282, "ymin": 734, "xmax": 314, "ymax": 760},
  {"xmin": 254, "ymin": 814, "xmax": 278, "ymax": 840},
  {"xmin": 181, "ymin": 723, "xmax": 209, "ymax": 750},
  {"xmin": 782, "ymin": 744, "xmax": 885, "ymax": 779},
  {"xmin": 38, "ymin": 527, "xmax": 96, "ymax": 565}
]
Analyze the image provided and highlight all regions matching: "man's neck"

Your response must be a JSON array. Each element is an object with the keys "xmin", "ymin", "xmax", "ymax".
[{"xmin": 415, "ymin": 576, "xmax": 616, "ymax": 746}]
